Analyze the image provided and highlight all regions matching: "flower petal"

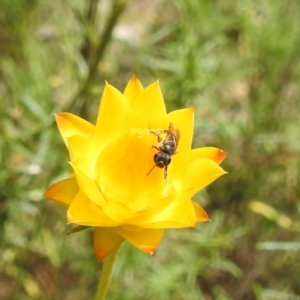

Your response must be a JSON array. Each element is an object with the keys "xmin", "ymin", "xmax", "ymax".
[
  {"xmin": 102, "ymin": 201, "xmax": 140, "ymax": 224},
  {"xmin": 95, "ymin": 82, "xmax": 129, "ymax": 146},
  {"xmin": 95, "ymin": 128, "xmax": 156, "ymax": 212},
  {"xmin": 190, "ymin": 147, "xmax": 227, "ymax": 165},
  {"xmin": 123, "ymin": 75, "xmax": 143, "ymax": 104},
  {"xmin": 71, "ymin": 162, "xmax": 106, "ymax": 206},
  {"xmin": 192, "ymin": 201, "xmax": 210, "ymax": 223},
  {"xmin": 133, "ymin": 197, "xmax": 196, "ymax": 229},
  {"xmin": 67, "ymin": 190, "xmax": 119, "ymax": 227},
  {"xmin": 174, "ymin": 158, "xmax": 227, "ymax": 197},
  {"xmin": 167, "ymin": 107, "xmax": 194, "ymax": 154},
  {"xmin": 128, "ymin": 186, "xmax": 191, "ymax": 229},
  {"xmin": 44, "ymin": 178, "xmax": 79, "ymax": 207},
  {"xmin": 123, "ymin": 81, "xmax": 167, "ymax": 129},
  {"xmin": 115, "ymin": 225, "xmax": 165, "ymax": 254},
  {"xmin": 93, "ymin": 227, "xmax": 124, "ymax": 260},
  {"xmin": 55, "ymin": 113, "xmax": 94, "ymax": 147},
  {"xmin": 67, "ymin": 134, "xmax": 92, "ymax": 163}
]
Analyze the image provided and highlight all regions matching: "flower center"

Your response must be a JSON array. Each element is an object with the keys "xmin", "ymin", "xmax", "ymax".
[{"xmin": 94, "ymin": 128, "xmax": 168, "ymax": 213}]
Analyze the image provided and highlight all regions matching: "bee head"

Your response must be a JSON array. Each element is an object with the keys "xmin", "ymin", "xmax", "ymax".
[{"xmin": 154, "ymin": 152, "xmax": 171, "ymax": 168}]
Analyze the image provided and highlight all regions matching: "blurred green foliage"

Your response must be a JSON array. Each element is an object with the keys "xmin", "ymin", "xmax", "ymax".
[{"xmin": 1, "ymin": 0, "xmax": 300, "ymax": 299}]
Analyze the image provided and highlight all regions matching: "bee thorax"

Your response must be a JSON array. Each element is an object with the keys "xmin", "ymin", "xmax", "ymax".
[{"xmin": 159, "ymin": 141, "xmax": 176, "ymax": 155}]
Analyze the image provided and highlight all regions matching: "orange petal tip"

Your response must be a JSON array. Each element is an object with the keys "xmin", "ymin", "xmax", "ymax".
[
  {"xmin": 139, "ymin": 245, "xmax": 156, "ymax": 254},
  {"xmin": 216, "ymin": 149, "xmax": 227, "ymax": 164},
  {"xmin": 94, "ymin": 248, "xmax": 109, "ymax": 260},
  {"xmin": 43, "ymin": 188, "xmax": 52, "ymax": 199},
  {"xmin": 54, "ymin": 112, "xmax": 65, "ymax": 121},
  {"xmin": 94, "ymin": 248, "xmax": 113, "ymax": 261}
]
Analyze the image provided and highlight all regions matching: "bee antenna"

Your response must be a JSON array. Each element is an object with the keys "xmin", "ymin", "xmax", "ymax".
[{"xmin": 146, "ymin": 164, "xmax": 156, "ymax": 176}]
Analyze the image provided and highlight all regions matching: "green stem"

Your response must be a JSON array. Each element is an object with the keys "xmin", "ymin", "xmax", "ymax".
[
  {"xmin": 94, "ymin": 249, "xmax": 119, "ymax": 300},
  {"xmin": 70, "ymin": 0, "xmax": 129, "ymax": 114}
]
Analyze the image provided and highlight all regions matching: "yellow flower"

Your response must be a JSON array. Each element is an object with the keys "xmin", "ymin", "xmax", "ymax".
[{"xmin": 44, "ymin": 76, "xmax": 227, "ymax": 260}]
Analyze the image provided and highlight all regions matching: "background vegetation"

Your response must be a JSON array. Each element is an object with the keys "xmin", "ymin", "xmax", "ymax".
[{"xmin": 1, "ymin": 0, "xmax": 300, "ymax": 299}]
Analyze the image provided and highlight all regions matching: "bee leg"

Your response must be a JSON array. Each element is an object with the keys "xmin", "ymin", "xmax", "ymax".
[
  {"xmin": 149, "ymin": 129, "xmax": 164, "ymax": 142},
  {"xmin": 149, "ymin": 129, "xmax": 160, "ymax": 138},
  {"xmin": 149, "ymin": 129, "xmax": 157, "ymax": 135},
  {"xmin": 164, "ymin": 166, "xmax": 168, "ymax": 180},
  {"xmin": 152, "ymin": 145, "xmax": 161, "ymax": 151}
]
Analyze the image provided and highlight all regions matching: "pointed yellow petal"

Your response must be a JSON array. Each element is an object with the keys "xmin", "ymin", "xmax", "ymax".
[
  {"xmin": 67, "ymin": 135, "xmax": 100, "ymax": 178},
  {"xmin": 55, "ymin": 113, "xmax": 94, "ymax": 147},
  {"xmin": 192, "ymin": 201, "xmax": 209, "ymax": 223},
  {"xmin": 67, "ymin": 190, "xmax": 119, "ymax": 227},
  {"xmin": 132, "ymin": 193, "xmax": 209, "ymax": 229},
  {"xmin": 93, "ymin": 227, "xmax": 124, "ymax": 260},
  {"xmin": 190, "ymin": 147, "xmax": 227, "ymax": 165},
  {"xmin": 95, "ymin": 83, "xmax": 128, "ymax": 145},
  {"xmin": 124, "ymin": 81, "xmax": 167, "ymax": 128},
  {"xmin": 167, "ymin": 107, "xmax": 194, "ymax": 154},
  {"xmin": 71, "ymin": 163, "xmax": 105, "ymax": 206},
  {"xmin": 115, "ymin": 226, "xmax": 164, "ymax": 254},
  {"xmin": 132, "ymin": 197, "xmax": 196, "ymax": 229},
  {"xmin": 44, "ymin": 178, "xmax": 79, "ymax": 207},
  {"xmin": 171, "ymin": 148, "xmax": 227, "ymax": 181},
  {"xmin": 123, "ymin": 75, "xmax": 143, "ymax": 104},
  {"xmin": 67, "ymin": 134, "xmax": 92, "ymax": 162},
  {"xmin": 102, "ymin": 200, "xmax": 139, "ymax": 223},
  {"xmin": 174, "ymin": 158, "xmax": 227, "ymax": 197}
]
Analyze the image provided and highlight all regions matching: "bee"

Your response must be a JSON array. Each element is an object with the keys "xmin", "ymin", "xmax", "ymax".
[{"xmin": 147, "ymin": 123, "xmax": 180, "ymax": 180}]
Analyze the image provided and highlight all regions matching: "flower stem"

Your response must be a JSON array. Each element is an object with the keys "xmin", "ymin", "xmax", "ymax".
[
  {"xmin": 71, "ymin": 0, "xmax": 129, "ymax": 114},
  {"xmin": 94, "ymin": 249, "xmax": 118, "ymax": 300}
]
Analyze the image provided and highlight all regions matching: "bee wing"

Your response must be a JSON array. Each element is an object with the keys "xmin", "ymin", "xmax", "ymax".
[{"xmin": 168, "ymin": 123, "xmax": 180, "ymax": 144}]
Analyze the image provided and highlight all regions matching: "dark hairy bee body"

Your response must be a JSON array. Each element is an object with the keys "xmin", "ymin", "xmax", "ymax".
[{"xmin": 147, "ymin": 123, "xmax": 180, "ymax": 179}]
